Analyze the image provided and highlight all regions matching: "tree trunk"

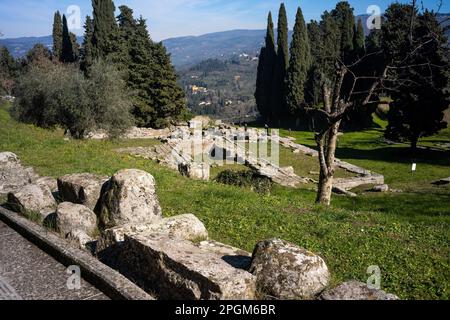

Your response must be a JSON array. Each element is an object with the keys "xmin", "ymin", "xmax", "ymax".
[
  {"xmin": 411, "ymin": 136, "xmax": 418, "ymax": 152},
  {"xmin": 316, "ymin": 171, "xmax": 334, "ymax": 206},
  {"xmin": 315, "ymin": 122, "xmax": 340, "ymax": 206}
]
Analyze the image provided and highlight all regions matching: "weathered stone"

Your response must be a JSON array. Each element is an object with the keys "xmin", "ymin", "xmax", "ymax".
[
  {"xmin": 57, "ymin": 173, "xmax": 108, "ymax": 210},
  {"xmin": 96, "ymin": 169, "xmax": 162, "ymax": 230},
  {"xmin": 432, "ymin": 177, "xmax": 450, "ymax": 185},
  {"xmin": 96, "ymin": 214, "xmax": 208, "ymax": 256},
  {"xmin": 66, "ymin": 229, "xmax": 94, "ymax": 250},
  {"xmin": 334, "ymin": 174, "xmax": 385, "ymax": 191},
  {"xmin": 249, "ymin": 239, "xmax": 330, "ymax": 300},
  {"xmin": 320, "ymin": 281, "xmax": 399, "ymax": 300},
  {"xmin": 7, "ymin": 184, "xmax": 56, "ymax": 219},
  {"xmin": 35, "ymin": 177, "xmax": 59, "ymax": 193},
  {"xmin": 178, "ymin": 162, "xmax": 210, "ymax": 181},
  {"xmin": 55, "ymin": 202, "xmax": 97, "ymax": 237},
  {"xmin": 197, "ymin": 240, "xmax": 252, "ymax": 271},
  {"xmin": 372, "ymin": 184, "xmax": 389, "ymax": 192},
  {"xmin": 333, "ymin": 186, "xmax": 357, "ymax": 197},
  {"xmin": 0, "ymin": 152, "xmax": 38, "ymax": 195},
  {"xmin": 118, "ymin": 233, "xmax": 256, "ymax": 300}
]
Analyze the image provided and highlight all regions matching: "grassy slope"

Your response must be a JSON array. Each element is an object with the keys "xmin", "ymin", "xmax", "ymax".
[{"xmin": 0, "ymin": 104, "xmax": 449, "ymax": 300}]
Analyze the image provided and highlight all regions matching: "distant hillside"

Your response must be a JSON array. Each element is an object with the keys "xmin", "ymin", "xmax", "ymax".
[
  {"xmin": 0, "ymin": 35, "xmax": 83, "ymax": 59},
  {"xmin": 178, "ymin": 55, "xmax": 259, "ymax": 122},
  {"xmin": 0, "ymin": 14, "xmax": 448, "ymax": 67}
]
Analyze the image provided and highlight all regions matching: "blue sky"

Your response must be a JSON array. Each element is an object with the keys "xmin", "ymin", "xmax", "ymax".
[{"xmin": 0, "ymin": 0, "xmax": 448, "ymax": 41}]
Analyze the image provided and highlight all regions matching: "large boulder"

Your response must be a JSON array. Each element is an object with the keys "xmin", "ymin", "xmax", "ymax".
[
  {"xmin": 249, "ymin": 239, "xmax": 330, "ymax": 300},
  {"xmin": 96, "ymin": 169, "xmax": 162, "ymax": 230},
  {"xmin": 117, "ymin": 233, "xmax": 256, "ymax": 300},
  {"xmin": 96, "ymin": 214, "xmax": 208, "ymax": 267},
  {"xmin": 55, "ymin": 202, "xmax": 97, "ymax": 237},
  {"xmin": 7, "ymin": 183, "xmax": 57, "ymax": 219},
  {"xmin": 57, "ymin": 173, "xmax": 108, "ymax": 210},
  {"xmin": 320, "ymin": 281, "xmax": 399, "ymax": 300},
  {"xmin": 0, "ymin": 152, "xmax": 38, "ymax": 195},
  {"xmin": 96, "ymin": 214, "xmax": 208, "ymax": 255}
]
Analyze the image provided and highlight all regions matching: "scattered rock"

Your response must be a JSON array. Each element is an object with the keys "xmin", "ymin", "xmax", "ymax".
[
  {"xmin": 55, "ymin": 202, "xmax": 97, "ymax": 237},
  {"xmin": 96, "ymin": 169, "xmax": 162, "ymax": 230},
  {"xmin": 117, "ymin": 233, "xmax": 256, "ymax": 300},
  {"xmin": 66, "ymin": 229, "xmax": 94, "ymax": 250},
  {"xmin": 334, "ymin": 174, "xmax": 385, "ymax": 191},
  {"xmin": 432, "ymin": 177, "xmax": 450, "ymax": 185},
  {"xmin": 249, "ymin": 238, "xmax": 330, "ymax": 300},
  {"xmin": 333, "ymin": 186, "xmax": 357, "ymax": 197},
  {"xmin": 178, "ymin": 162, "xmax": 210, "ymax": 181},
  {"xmin": 57, "ymin": 173, "xmax": 108, "ymax": 210},
  {"xmin": 320, "ymin": 281, "xmax": 399, "ymax": 300},
  {"xmin": 372, "ymin": 184, "xmax": 389, "ymax": 192},
  {"xmin": 7, "ymin": 183, "xmax": 56, "ymax": 219},
  {"xmin": 0, "ymin": 152, "xmax": 38, "ymax": 195}
]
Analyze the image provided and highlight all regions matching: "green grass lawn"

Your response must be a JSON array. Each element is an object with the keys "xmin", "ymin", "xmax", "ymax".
[{"xmin": 1, "ymin": 103, "xmax": 449, "ymax": 300}]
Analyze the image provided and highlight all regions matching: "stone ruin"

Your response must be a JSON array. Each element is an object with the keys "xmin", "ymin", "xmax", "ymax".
[
  {"xmin": 114, "ymin": 125, "xmax": 387, "ymax": 195},
  {"xmin": 0, "ymin": 152, "xmax": 398, "ymax": 300}
]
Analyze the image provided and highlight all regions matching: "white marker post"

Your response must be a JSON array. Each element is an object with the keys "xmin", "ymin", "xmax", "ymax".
[{"xmin": 412, "ymin": 163, "xmax": 417, "ymax": 172}]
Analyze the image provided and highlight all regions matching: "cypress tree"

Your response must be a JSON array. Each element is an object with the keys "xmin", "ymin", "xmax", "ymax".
[
  {"xmin": 305, "ymin": 20, "xmax": 322, "ymax": 106},
  {"xmin": 92, "ymin": 0, "xmax": 118, "ymax": 59},
  {"xmin": 285, "ymin": 7, "xmax": 311, "ymax": 115},
  {"xmin": 126, "ymin": 16, "xmax": 186, "ymax": 128},
  {"xmin": 149, "ymin": 41, "xmax": 187, "ymax": 127},
  {"xmin": 81, "ymin": 16, "xmax": 94, "ymax": 76},
  {"xmin": 0, "ymin": 46, "xmax": 16, "ymax": 77},
  {"xmin": 52, "ymin": 11, "xmax": 63, "ymax": 61},
  {"xmin": 271, "ymin": 3, "xmax": 289, "ymax": 121},
  {"xmin": 331, "ymin": 1, "xmax": 355, "ymax": 62},
  {"xmin": 70, "ymin": 32, "xmax": 80, "ymax": 61},
  {"xmin": 353, "ymin": 18, "xmax": 365, "ymax": 58},
  {"xmin": 255, "ymin": 12, "xmax": 276, "ymax": 121},
  {"xmin": 61, "ymin": 15, "xmax": 75, "ymax": 63}
]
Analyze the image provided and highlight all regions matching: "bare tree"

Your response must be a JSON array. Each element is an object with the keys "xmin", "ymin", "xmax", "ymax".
[{"xmin": 306, "ymin": 1, "xmax": 448, "ymax": 205}]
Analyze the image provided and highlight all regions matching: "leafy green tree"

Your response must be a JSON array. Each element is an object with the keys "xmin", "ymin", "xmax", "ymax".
[
  {"xmin": 61, "ymin": 15, "xmax": 75, "ymax": 63},
  {"xmin": 24, "ymin": 44, "xmax": 52, "ymax": 68},
  {"xmin": 271, "ymin": 3, "xmax": 289, "ymax": 121},
  {"xmin": 285, "ymin": 7, "xmax": 311, "ymax": 116},
  {"xmin": 80, "ymin": 16, "xmax": 94, "ymax": 76},
  {"xmin": 12, "ymin": 60, "xmax": 133, "ymax": 138},
  {"xmin": 92, "ymin": 0, "xmax": 118, "ymax": 59},
  {"xmin": 52, "ymin": 11, "xmax": 63, "ymax": 61},
  {"xmin": 385, "ymin": 9, "xmax": 450, "ymax": 150},
  {"xmin": 255, "ymin": 12, "xmax": 276, "ymax": 121}
]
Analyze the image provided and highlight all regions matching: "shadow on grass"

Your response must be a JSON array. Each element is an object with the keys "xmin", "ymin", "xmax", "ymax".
[
  {"xmin": 335, "ymin": 146, "xmax": 450, "ymax": 167},
  {"xmin": 335, "ymin": 191, "xmax": 450, "ymax": 219}
]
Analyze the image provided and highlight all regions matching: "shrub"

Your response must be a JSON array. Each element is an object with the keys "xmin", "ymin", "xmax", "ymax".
[
  {"xmin": 216, "ymin": 169, "xmax": 273, "ymax": 195},
  {"xmin": 11, "ymin": 60, "xmax": 133, "ymax": 138}
]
